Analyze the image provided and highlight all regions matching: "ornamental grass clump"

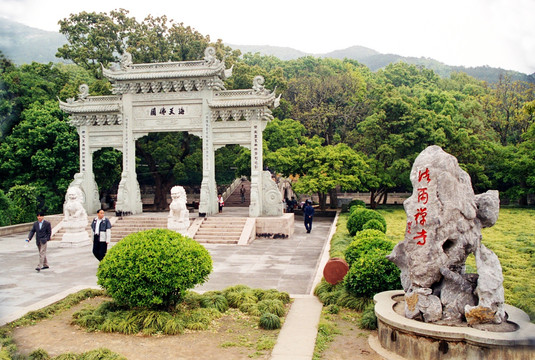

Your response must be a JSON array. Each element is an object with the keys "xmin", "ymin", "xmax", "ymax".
[
  {"xmin": 258, "ymin": 313, "xmax": 281, "ymax": 330},
  {"xmin": 97, "ymin": 229, "xmax": 212, "ymax": 309}
]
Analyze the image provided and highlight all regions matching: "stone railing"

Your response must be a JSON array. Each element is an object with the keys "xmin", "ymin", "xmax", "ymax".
[
  {"xmin": 0, "ymin": 215, "xmax": 63, "ymax": 236},
  {"xmin": 222, "ymin": 177, "xmax": 246, "ymax": 202}
]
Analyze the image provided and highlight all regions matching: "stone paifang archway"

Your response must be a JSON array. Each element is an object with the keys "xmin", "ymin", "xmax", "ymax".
[{"xmin": 59, "ymin": 47, "xmax": 282, "ymax": 217}]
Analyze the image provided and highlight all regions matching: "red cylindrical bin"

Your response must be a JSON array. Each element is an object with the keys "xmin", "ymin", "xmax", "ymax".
[{"xmin": 323, "ymin": 258, "xmax": 349, "ymax": 285}]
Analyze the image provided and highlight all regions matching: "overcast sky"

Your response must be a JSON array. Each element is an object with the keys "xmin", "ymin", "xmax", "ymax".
[{"xmin": 1, "ymin": 0, "xmax": 534, "ymax": 74}]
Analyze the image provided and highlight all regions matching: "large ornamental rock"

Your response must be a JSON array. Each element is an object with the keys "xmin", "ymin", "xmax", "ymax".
[{"xmin": 387, "ymin": 145, "xmax": 505, "ymax": 325}]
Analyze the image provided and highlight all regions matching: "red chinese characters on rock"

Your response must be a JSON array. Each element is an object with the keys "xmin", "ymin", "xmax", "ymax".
[
  {"xmin": 414, "ymin": 229, "xmax": 427, "ymax": 246},
  {"xmin": 407, "ymin": 167, "xmax": 431, "ymax": 246}
]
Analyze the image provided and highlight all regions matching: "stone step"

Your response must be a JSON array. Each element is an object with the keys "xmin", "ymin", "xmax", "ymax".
[
  {"xmin": 196, "ymin": 239, "xmax": 238, "ymax": 244},
  {"xmin": 202, "ymin": 219, "xmax": 246, "ymax": 224},
  {"xmin": 192, "ymin": 216, "xmax": 248, "ymax": 244},
  {"xmin": 195, "ymin": 231, "xmax": 242, "ymax": 236},
  {"xmin": 200, "ymin": 223, "xmax": 245, "ymax": 229}
]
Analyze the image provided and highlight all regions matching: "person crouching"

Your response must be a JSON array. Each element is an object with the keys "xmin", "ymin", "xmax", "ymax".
[{"xmin": 91, "ymin": 209, "xmax": 112, "ymax": 261}]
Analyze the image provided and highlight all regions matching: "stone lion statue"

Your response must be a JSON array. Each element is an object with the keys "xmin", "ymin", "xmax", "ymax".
[
  {"xmin": 168, "ymin": 186, "xmax": 190, "ymax": 235},
  {"xmin": 63, "ymin": 186, "xmax": 88, "ymax": 232}
]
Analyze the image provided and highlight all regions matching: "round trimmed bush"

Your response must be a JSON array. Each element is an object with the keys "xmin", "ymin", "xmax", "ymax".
[
  {"xmin": 362, "ymin": 219, "xmax": 386, "ymax": 233},
  {"xmin": 344, "ymin": 248, "xmax": 401, "ymax": 298},
  {"xmin": 346, "ymin": 208, "xmax": 387, "ymax": 236},
  {"xmin": 97, "ymin": 229, "xmax": 212, "ymax": 309},
  {"xmin": 344, "ymin": 232, "xmax": 393, "ymax": 267},
  {"xmin": 348, "ymin": 199, "xmax": 366, "ymax": 212}
]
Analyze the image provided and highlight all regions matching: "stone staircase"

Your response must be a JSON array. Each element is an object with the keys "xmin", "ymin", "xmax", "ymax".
[
  {"xmin": 51, "ymin": 214, "xmax": 251, "ymax": 245},
  {"xmin": 110, "ymin": 216, "xmax": 169, "ymax": 242},
  {"xmin": 224, "ymin": 180, "xmax": 250, "ymax": 207},
  {"xmin": 193, "ymin": 217, "xmax": 247, "ymax": 244}
]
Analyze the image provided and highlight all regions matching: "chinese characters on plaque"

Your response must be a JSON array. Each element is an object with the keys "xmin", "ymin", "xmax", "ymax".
[
  {"xmin": 148, "ymin": 106, "xmax": 186, "ymax": 117},
  {"xmin": 253, "ymin": 124, "xmax": 259, "ymax": 170},
  {"xmin": 80, "ymin": 130, "xmax": 86, "ymax": 172},
  {"xmin": 407, "ymin": 167, "xmax": 431, "ymax": 246}
]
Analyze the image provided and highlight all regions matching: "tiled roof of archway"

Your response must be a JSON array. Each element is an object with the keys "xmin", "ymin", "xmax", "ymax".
[{"xmin": 102, "ymin": 60, "xmax": 228, "ymax": 82}]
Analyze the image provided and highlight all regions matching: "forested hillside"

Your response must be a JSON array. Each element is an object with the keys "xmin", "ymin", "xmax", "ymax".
[{"xmin": 0, "ymin": 10, "xmax": 533, "ymax": 224}]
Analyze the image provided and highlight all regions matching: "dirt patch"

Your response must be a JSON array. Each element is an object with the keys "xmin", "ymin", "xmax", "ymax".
[
  {"xmin": 12, "ymin": 297, "xmax": 277, "ymax": 359},
  {"xmin": 320, "ymin": 309, "xmax": 383, "ymax": 360}
]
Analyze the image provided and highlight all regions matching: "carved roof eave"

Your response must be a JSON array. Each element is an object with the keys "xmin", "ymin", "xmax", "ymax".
[
  {"xmin": 59, "ymin": 96, "xmax": 122, "ymax": 114},
  {"xmin": 102, "ymin": 61, "xmax": 231, "ymax": 82},
  {"xmin": 209, "ymin": 90, "xmax": 280, "ymax": 109}
]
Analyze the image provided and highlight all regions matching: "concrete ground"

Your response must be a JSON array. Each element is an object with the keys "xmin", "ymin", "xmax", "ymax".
[{"xmin": 0, "ymin": 210, "xmax": 336, "ymax": 360}]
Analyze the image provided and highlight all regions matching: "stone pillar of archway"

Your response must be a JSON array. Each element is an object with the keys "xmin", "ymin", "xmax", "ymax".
[
  {"xmin": 199, "ymin": 99, "xmax": 217, "ymax": 216},
  {"xmin": 115, "ymin": 93, "xmax": 143, "ymax": 214},
  {"xmin": 249, "ymin": 117, "xmax": 263, "ymax": 217},
  {"xmin": 68, "ymin": 125, "xmax": 100, "ymax": 214}
]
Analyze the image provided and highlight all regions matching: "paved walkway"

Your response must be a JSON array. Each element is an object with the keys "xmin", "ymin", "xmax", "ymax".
[{"xmin": 0, "ymin": 210, "xmax": 336, "ymax": 359}]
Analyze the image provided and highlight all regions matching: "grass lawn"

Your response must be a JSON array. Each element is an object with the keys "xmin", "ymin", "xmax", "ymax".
[{"xmin": 376, "ymin": 205, "xmax": 535, "ymax": 321}]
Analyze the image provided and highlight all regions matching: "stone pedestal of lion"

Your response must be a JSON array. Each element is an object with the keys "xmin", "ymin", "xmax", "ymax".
[
  {"xmin": 167, "ymin": 186, "xmax": 190, "ymax": 236},
  {"xmin": 61, "ymin": 186, "xmax": 90, "ymax": 247}
]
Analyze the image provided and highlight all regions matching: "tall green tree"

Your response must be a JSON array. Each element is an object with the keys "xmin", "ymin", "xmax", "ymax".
[
  {"xmin": 0, "ymin": 62, "xmax": 69, "ymax": 137},
  {"xmin": 0, "ymin": 101, "xmax": 78, "ymax": 214},
  {"xmin": 286, "ymin": 63, "xmax": 367, "ymax": 145},
  {"xmin": 267, "ymin": 139, "xmax": 370, "ymax": 210},
  {"xmin": 136, "ymin": 133, "xmax": 201, "ymax": 210},
  {"xmin": 481, "ymin": 74, "xmax": 535, "ymax": 145}
]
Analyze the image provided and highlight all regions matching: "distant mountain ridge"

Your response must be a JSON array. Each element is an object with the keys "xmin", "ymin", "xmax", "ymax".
[
  {"xmin": 229, "ymin": 44, "xmax": 534, "ymax": 84},
  {"xmin": 1, "ymin": 18, "xmax": 532, "ymax": 84},
  {"xmin": 0, "ymin": 18, "xmax": 67, "ymax": 64}
]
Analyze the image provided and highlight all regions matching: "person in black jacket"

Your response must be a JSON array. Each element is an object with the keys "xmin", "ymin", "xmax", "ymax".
[
  {"xmin": 26, "ymin": 211, "xmax": 52, "ymax": 272},
  {"xmin": 304, "ymin": 200, "xmax": 315, "ymax": 233},
  {"xmin": 91, "ymin": 209, "xmax": 112, "ymax": 261}
]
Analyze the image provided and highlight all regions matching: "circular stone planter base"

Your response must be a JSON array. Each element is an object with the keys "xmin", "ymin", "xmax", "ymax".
[{"xmin": 372, "ymin": 290, "xmax": 535, "ymax": 360}]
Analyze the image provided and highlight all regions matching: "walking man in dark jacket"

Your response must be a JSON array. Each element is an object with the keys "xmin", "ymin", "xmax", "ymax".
[
  {"xmin": 26, "ymin": 211, "xmax": 52, "ymax": 272},
  {"xmin": 91, "ymin": 209, "xmax": 112, "ymax": 261},
  {"xmin": 304, "ymin": 200, "xmax": 315, "ymax": 233}
]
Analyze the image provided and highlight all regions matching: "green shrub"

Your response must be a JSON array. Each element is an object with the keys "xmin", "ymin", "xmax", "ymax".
[
  {"xmin": 336, "ymin": 291, "xmax": 371, "ymax": 311},
  {"xmin": 7, "ymin": 185, "xmax": 38, "ymax": 224},
  {"xmin": 239, "ymin": 301, "xmax": 261, "ymax": 316},
  {"xmin": 200, "ymin": 294, "xmax": 229, "ymax": 313},
  {"xmin": 52, "ymin": 348, "xmax": 126, "ymax": 360},
  {"xmin": 163, "ymin": 317, "xmax": 184, "ymax": 335},
  {"xmin": 255, "ymin": 289, "xmax": 291, "ymax": 304},
  {"xmin": 348, "ymin": 199, "xmax": 366, "ymax": 211},
  {"xmin": 362, "ymin": 219, "xmax": 386, "ymax": 233},
  {"xmin": 344, "ymin": 233, "xmax": 393, "ymax": 267},
  {"xmin": 182, "ymin": 291, "xmax": 202, "ymax": 309},
  {"xmin": 346, "ymin": 208, "xmax": 386, "ymax": 236},
  {"xmin": 225, "ymin": 290, "xmax": 257, "ymax": 308},
  {"xmin": 325, "ymin": 304, "xmax": 339, "ymax": 314},
  {"xmin": 97, "ymin": 229, "xmax": 212, "ymax": 309},
  {"xmin": 29, "ymin": 348, "xmax": 50, "ymax": 360},
  {"xmin": 258, "ymin": 313, "xmax": 281, "ymax": 330},
  {"xmin": 257, "ymin": 299, "xmax": 285, "ymax": 317},
  {"xmin": 0, "ymin": 189, "xmax": 13, "ymax": 226},
  {"xmin": 344, "ymin": 248, "xmax": 401, "ymax": 298},
  {"xmin": 359, "ymin": 303, "xmax": 378, "ymax": 330}
]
